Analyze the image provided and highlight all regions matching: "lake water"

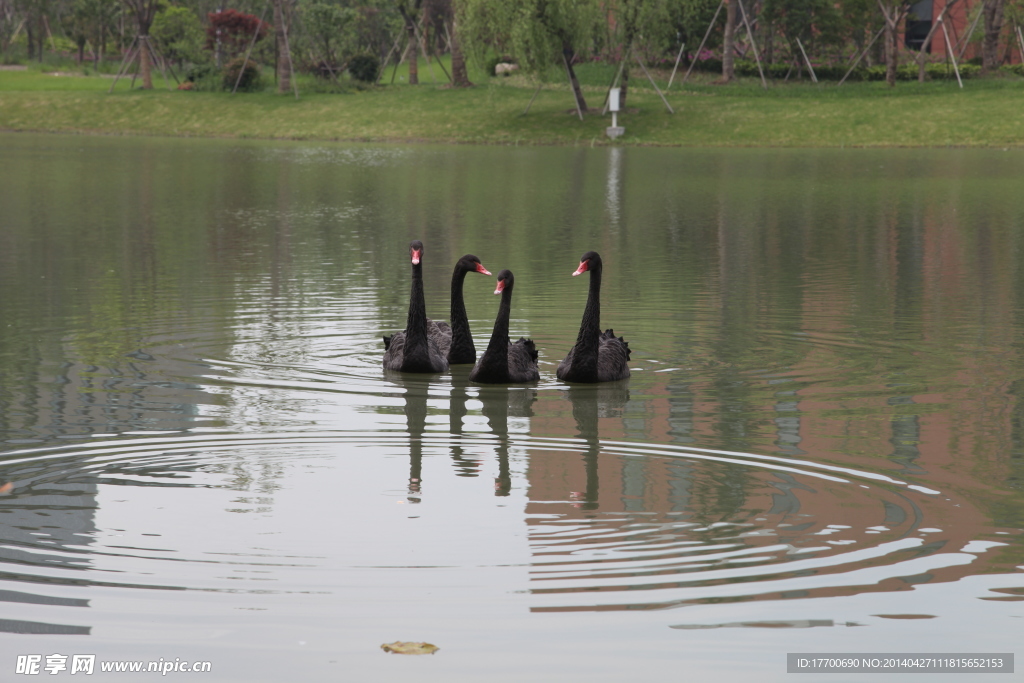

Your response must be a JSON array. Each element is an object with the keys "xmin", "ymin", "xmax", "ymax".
[{"xmin": 1, "ymin": 132, "xmax": 1022, "ymax": 681}]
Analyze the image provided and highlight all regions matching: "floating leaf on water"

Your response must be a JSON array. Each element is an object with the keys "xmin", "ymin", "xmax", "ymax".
[
  {"xmin": 380, "ymin": 641, "xmax": 439, "ymax": 655},
  {"xmin": 0, "ymin": 482, "xmax": 12, "ymax": 495}
]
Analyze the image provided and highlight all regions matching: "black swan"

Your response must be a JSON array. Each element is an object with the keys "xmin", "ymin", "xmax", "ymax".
[
  {"xmin": 556, "ymin": 251, "xmax": 631, "ymax": 383},
  {"xmin": 382, "ymin": 241, "xmax": 449, "ymax": 373},
  {"xmin": 469, "ymin": 270, "xmax": 540, "ymax": 384},
  {"xmin": 441, "ymin": 254, "xmax": 492, "ymax": 365}
]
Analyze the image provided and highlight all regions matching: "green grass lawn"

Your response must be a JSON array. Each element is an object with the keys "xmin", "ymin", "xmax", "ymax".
[{"xmin": 2, "ymin": 57, "xmax": 1023, "ymax": 147}]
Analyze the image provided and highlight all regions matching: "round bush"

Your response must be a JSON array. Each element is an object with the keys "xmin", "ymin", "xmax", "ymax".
[
  {"xmin": 223, "ymin": 57, "xmax": 262, "ymax": 92},
  {"xmin": 348, "ymin": 54, "xmax": 380, "ymax": 83}
]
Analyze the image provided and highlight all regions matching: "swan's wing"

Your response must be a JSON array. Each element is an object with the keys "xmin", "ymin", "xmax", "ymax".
[
  {"xmin": 556, "ymin": 345, "xmax": 576, "ymax": 380},
  {"xmin": 508, "ymin": 338, "xmax": 540, "ymax": 382},
  {"xmin": 383, "ymin": 331, "xmax": 406, "ymax": 370},
  {"xmin": 428, "ymin": 319, "xmax": 453, "ymax": 357},
  {"xmin": 597, "ymin": 329, "xmax": 631, "ymax": 382}
]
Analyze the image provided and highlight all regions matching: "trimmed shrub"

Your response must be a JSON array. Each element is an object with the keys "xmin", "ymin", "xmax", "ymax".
[
  {"xmin": 348, "ymin": 54, "xmax": 379, "ymax": 83},
  {"xmin": 222, "ymin": 57, "xmax": 262, "ymax": 92},
  {"xmin": 185, "ymin": 63, "xmax": 221, "ymax": 91}
]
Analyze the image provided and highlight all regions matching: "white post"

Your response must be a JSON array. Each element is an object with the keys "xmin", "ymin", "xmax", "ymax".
[{"xmin": 606, "ymin": 87, "xmax": 624, "ymax": 139}]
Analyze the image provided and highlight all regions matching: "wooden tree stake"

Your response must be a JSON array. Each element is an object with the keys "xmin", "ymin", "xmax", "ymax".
[
  {"xmin": 666, "ymin": 42, "xmax": 686, "ymax": 89},
  {"xmin": 941, "ymin": 19, "xmax": 963, "ymax": 88},
  {"xmin": 234, "ymin": 2, "xmax": 269, "ymax": 94},
  {"xmin": 737, "ymin": 0, "xmax": 767, "ymax": 89},
  {"xmin": 838, "ymin": 24, "xmax": 885, "ymax": 85},
  {"xmin": 635, "ymin": 52, "xmax": 674, "ymax": 113},
  {"xmin": 682, "ymin": 0, "xmax": 725, "ymax": 85},
  {"xmin": 796, "ymin": 37, "xmax": 818, "ymax": 82}
]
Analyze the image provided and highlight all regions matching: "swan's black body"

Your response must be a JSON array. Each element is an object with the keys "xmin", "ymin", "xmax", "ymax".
[
  {"xmin": 443, "ymin": 254, "xmax": 492, "ymax": 365},
  {"xmin": 383, "ymin": 241, "xmax": 449, "ymax": 373},
  {"xmin": 556, "ymin": 251, "xmax": 631, "ymax": 383},
  {"xmin": 469, "ymin": 270, "xmax": 540, "ymax": 384}
]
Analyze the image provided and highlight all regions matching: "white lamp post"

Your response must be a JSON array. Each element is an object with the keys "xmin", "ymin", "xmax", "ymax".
[{"xmin": 606, "ymin": 87, "xmax": 624, "ymax": 140}]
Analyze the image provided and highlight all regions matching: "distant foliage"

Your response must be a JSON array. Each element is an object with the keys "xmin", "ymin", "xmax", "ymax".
[
  {"xmin": 206, "ymin": 9, "xmax": 270, "ymax": 60},
  {"xmin": 222, "ymin": 57, "xmax": 262, "ymax": 92},
  {"xmin": 458, "ymin": 0, "xmax": 602, "ymax": 75},
  {"xmin": 348, "ymin": 54, "xmax": 380, "ymax": 82},
  {"xmin": 152, "ymin": 6, "xmax": 206, "ymax": 66},
  {"xmin": 300, "ymin": 0, "xmax": 357, "ymax": 66},
  {"xmin": 186, "ymin": 63, "xmax": 222, "ymax": 91}
]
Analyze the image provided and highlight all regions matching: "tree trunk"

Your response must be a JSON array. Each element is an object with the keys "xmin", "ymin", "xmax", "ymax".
[
  {"xmin": 619, "ymin": 37, "xmax": 633, "ymax": 109},
  {"xmin": 407, "ymin": 22, "xmax": 418, "ymax": 84},
  {"xmin": 139, "ymin": 36, "xmax": 153, "ymax": 88},
  {"xmin": 882, "ymin": 4, "xmax": 898, "ymax": 87},
  {"xmin": 621, "ymin": 66, "xmax": 629, "ymax": 108},
  {"xmin": 36, "ymin": 17, "xmax": 45, "ymax": 61},
  {"xmin": 450, "ymin": 19, "xmax": 472, "ymax": 87},
  {"xmin": 562, "ymin": 44, "xmax": 588, "ymax": 112},
  {"xmin": 274, "ymin": 0, "xmax": 291, "ymax": 94},
  {"xmin": 722, "ymin": 0, "xmax": 737, "ymax": 82},
  {"xmin": 982, "ymin": 0, "xmax": 1005, "ymax": 73}
]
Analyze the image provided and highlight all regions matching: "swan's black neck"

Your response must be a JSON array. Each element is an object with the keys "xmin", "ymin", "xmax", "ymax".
[
  {"xmin": 403, "ymin": 262, "xmax": 430, "ymax": 363},
  {"xmin": 476, "ymin": 284, "xmax": 513, "ymax": 381},
  {"xmin": 571, "ymin": 263, "xmax": 602, "ymax": 370},
  {"xmin": 448, "ymin": 266, "xmax": 475, "ymax": 363}
]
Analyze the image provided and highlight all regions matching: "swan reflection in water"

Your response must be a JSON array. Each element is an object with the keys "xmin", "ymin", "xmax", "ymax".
[
  {"xmin": 565, "ymin": 382, "xmax": 630, "ymax": 510},
  {"xmin": 392, "ymin": 375, "xmax": 430, "ymax": 503},
  {"xmin": 390, "ymin": 367, "xmax": 536, "ymax": 500},
  {"xmin": 476, "ymin": 382, "xmax": 536, "ymax": 496},
  {"xmin": 451, "ymin": 366, "xmax": 536, "ymax": 496}
]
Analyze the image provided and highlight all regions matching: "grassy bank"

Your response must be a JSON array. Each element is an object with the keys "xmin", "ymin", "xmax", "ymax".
[{"xmin": 2, "ymin": 61, "xmax": 1024, "ymax": 147}]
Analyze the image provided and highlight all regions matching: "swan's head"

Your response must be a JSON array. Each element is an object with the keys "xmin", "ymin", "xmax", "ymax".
[
  {"xmin": 572, "ymin": 251, "xmax": 602, "ymax": 276},
  {"xmin": 458, "ymin": 254, "xmax": 491, "ymax": 276},
  {"xmin": 494, "ymin": 269, "xmax": 514, "ymax": 295},
  {"xmin": 409, "ymin": 240, "xmax": 424, "ymax": 265}
]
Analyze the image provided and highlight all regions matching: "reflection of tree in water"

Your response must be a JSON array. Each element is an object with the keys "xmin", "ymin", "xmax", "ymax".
[{"xmin": 566, "ymin": 383, "xmax": 629, "ymax": 511}]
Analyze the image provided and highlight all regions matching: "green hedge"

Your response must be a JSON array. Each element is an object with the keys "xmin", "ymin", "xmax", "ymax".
[{"xmin": 730, "ymin": 60, "xmax": 980, "ymax": 82}]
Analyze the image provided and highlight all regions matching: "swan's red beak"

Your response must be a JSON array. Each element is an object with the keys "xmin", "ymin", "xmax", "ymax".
[
  {"xmin": 572, "ymin": 260, "xmax": 589, "ymax": 276},
  {"xmin": 411, "ymin": 249, "xmax": 422, "ymax": 265},
  {"xmin": 494, "ymin": 279, "xmax": 506, "ymax": 295},
  {"xmin": 476, "ymin": 262, "xmax": 492, "ymax": 276}
]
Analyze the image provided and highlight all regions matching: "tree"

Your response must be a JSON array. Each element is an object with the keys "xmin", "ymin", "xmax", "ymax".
[
  {"xmin": 299, "ymin": 0, "xmax": 356, "ymax": 67},
  {"xmin": 273, "ymin": 0, "xmax": 291, "ymax": 93},
  {"xmin": 722, "ymin": 0, "xmax": 737, "ymax": 81},
  {"xmin": 608, "ymin": 0, "xmax": 670, "ymax": 107},
  {"xmin": 206, "ymin": 7, "xmax": 269, "ymax": 64},
  {"xmin": 449, "ymin": 14, "xmax": 471, "ymax": 86},
  {"xmin": 397, "ymin": 0, "xmax": 421, "ymax": 85},
  {"xmin": 151, "ymin": 5, "xmax": 204, "ymax": 66},
  {"xmin": 877, "ymin": 0, "xmax": 910, "ymax": 87},
  {"xmin": 459, "ymin": 0, "xmax": 601, "ymax": 114},
  {"xmin": 64, "ymin": 0, "xmax": 92, "ymax": 63},
  {"xmin": 122, "ymin": 0, "xmax": 162, "ymax": 88},
  {"xmin": 762, "ymin": 0, "xmax": 843, "ymax": 78},
  {"xmin": 982, "ymin": 0, "xmax": 1006, "ymax": 73}
]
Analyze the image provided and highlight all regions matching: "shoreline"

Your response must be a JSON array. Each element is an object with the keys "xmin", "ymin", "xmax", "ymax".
[{"xmin": 3, "ymin": 70, "xmax": 1024, "ymax": 148}]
